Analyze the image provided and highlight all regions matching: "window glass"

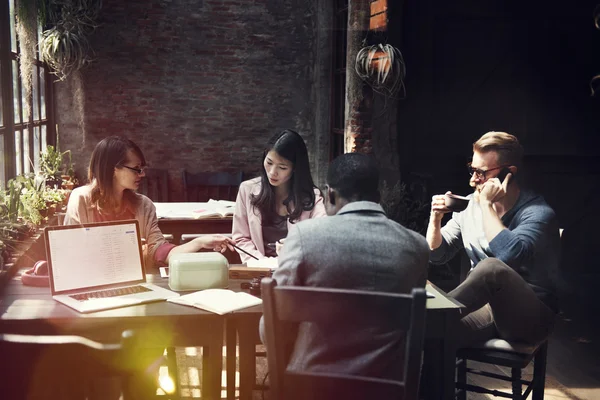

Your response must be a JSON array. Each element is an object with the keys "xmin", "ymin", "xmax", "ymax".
[
  {"xmin": 21, "ymin": 68, "xmax": 28, "ymax": 122},
  {"xmin": 40, "ymin": 69, "xmax": 46, "ymax": 119},
  {"xmin": 23, "ymin": 127, "xmax": 30, "ymax": 174},
  {"xmin": 41, "ymin": 125, "xmax": 47, "ymax": 150},
  {"xmin": 12, "ymin": 60, "xmax": 20, "ymax": 124},
  {"xmin": 33, "ymin": 65, "xmax": 40, "ymax": 120},
  {"xmin": 0, "ymin": 135, "xmax": 4, "ymax": 184},
  {"xmin": 33, "ymin": 126, "xmax": 41, "ymax": 170},
  {"xmin": 1, "ymin": 1, "xmax": 54, "ymax": 184},
  {"xmin": 9, "ymin": 0, "xmax": 16, "ymax": 53},
  {"xmin": 14, "ymin": 129, "xmax": 21, "ymax": 176},
  {"xmin": 0, "ymin": 63, "xmax": 3, "ymax": 127}
]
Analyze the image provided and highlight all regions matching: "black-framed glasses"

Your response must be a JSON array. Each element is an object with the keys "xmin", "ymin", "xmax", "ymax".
[
  {"xmin": 121, "ymin": 165, "xmax": 148, "ymax": 175},
  {"xmin": 467, "ymin": 163, "xmax": 507, "ymax": 180}
]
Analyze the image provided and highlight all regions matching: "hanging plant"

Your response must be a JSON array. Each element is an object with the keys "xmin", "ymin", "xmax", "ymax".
[
  {"xmin": 591, "ymin": 4, "xmax": 600, "ymax": 95},
  {"xmin": 38, "ymin": 0, "xmax": 102, "ymax": 81},
  {"xmin": 355, "ymin": 43, "xmax": 406, "ymax": 98}
]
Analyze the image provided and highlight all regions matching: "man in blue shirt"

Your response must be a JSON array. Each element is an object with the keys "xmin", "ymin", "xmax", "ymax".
[{"xmin": 427, "ymin": 131, "xmax": 559, "ymax": 346}]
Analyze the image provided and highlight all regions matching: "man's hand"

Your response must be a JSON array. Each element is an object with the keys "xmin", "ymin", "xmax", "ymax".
[
  {"xmin": 476, "ymin": 172, "xmax": 512, "ymax": 205},
  {"xmin": 430, "ymin": 191, "xmax": 453, "ymax": 221},
  {"xmin": 426, "ymin": 191, "xmax": 453, "ymax": 250}
]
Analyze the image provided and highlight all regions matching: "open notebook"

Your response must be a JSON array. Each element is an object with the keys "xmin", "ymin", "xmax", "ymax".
[
  {"xmin": 45, "ymin": 220, "xmax": 179, "ymax": 313},
  {"xmin": 192, "ymin": 199, "xmax": 236, "ymax": 219},
  {"xmin": 168, "ymin": 289, "xmax": 262, "ymax": 315}
]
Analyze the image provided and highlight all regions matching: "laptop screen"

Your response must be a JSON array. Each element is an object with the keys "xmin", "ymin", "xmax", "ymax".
[{"xmin": 45, "ymin": 220, "xmax": 145, "ymax": 294}]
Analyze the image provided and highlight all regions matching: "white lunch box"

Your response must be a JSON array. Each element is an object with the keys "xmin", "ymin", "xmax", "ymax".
[{"xmin": 168, "ymin": 253, "xmax": 229, "ymax": 291}]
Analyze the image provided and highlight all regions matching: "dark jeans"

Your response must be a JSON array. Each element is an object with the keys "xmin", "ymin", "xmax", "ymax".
[{"xmin": 449, "ymin": 258, "xmax": 555, "ymax": 347}]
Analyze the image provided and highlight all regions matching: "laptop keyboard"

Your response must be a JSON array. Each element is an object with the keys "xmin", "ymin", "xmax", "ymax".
[{"xmin": 69, "ymin": 285, "xmax": 152, "ymax": 301}]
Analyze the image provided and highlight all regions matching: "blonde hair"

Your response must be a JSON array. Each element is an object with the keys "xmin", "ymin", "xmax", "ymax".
[{"xmin": 473, "ymin": 131, "xmax": 524, "ymax": 168}]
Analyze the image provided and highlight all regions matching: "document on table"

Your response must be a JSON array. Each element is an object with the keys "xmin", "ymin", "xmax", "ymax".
[
  {"xmin": 192, "ymin": 199, "xmax": 235, "ymax": 219},
  {"xmin": 167, "ymin": 289, "xmax": 262, "ymax": 315},
  {"xmin": 247, "ymin": 257, "xmax": 278, "ymax": 270},
  {"xmin": 154, "ymin": 200, "xmax": 236, "ymax": 219}
]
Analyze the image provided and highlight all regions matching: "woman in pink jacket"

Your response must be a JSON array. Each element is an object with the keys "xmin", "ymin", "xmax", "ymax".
[
  {"xmin": 233, "ymin": 129, "xmax": 326, "ymax": 262},
  {"xmin": 65, "ymin": 136, "xmax": 234, "ymax": 270}
]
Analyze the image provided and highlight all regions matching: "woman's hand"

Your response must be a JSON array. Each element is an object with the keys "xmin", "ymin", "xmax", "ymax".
[
  {"xmin": 192, "ymin": 235, "xmax": 235, "ymax": 253},
  {"xmin": 275, "ymin": 238, "xmax": 285, "ymax": 256}
]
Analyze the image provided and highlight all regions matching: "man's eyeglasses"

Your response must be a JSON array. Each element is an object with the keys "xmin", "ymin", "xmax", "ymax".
[
  {"xmin": 121, "ymin": 165, "xmax": 148, "ymax": 175},
  {"xmin": 467, "ymin": 163, "xmax": 507, "ymax": 180}
]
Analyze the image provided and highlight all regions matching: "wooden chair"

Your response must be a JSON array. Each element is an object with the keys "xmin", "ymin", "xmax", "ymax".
[
  {"xmin": 454, "ymin": 252, "xmax": 550, "ymax": 400},
  {"xmin": 0, "ymin": 330, "xmax": 162, "ymax": 400},
  {"xmin": 139, "ymin": 168, "xmax": 170, "ymax": 202},
  {"xmin": 182, "ymin": 170, "xmax": 243, "ymax": 202},
  {"xmin": 261, "ymin": 278, "xmax": 427, "ymax": 400},
  {"xmin": 455, "ymin": 339, "xmax": 548, "ymax": 400}
]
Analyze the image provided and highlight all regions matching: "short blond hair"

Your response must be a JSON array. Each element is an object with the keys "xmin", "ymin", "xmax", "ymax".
[{"xmin": 473, "ymin": 131, "xmax": 524, "ymax": 168}]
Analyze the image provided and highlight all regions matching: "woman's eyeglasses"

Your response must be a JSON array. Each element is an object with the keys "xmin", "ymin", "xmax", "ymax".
[
  {"xmin": 467, "ymin": 163, "xmax": 507, "ymax": 180},
  {"xmin": 121, "ymin": 165, "xmax": 148, "ymax": 175}
]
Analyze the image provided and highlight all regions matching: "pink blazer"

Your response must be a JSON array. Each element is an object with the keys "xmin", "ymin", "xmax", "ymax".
[{"xmin": 232, "ymin": 177, "xmax": 327, "ymax": 262}]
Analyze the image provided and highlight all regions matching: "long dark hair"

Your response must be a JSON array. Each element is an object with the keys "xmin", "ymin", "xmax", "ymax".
[
  {"xmin": 251, "ymin": 129, "xmax": 319, "ymax": 224},
  {"xmin": 88, "ymin": 136, "xmax": 146, "ymax": 212}
]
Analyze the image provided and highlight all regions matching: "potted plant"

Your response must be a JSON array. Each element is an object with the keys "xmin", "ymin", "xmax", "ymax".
[
  {"xmin": 60, "ymin": 150, "xmax": 77, "ymax": 190},
  {"xmin": 0, "ymin": 178, "xmax": 36, "ymax": 269},
  {"xmin": 379, "ymin": 180, "xmax": 429, "ymax": 235},
  {"xmin": 42, "ymin": 187, "xmax": 68, "ymax": 214},
  {"xmin": 40, "ymin": 141, "xmax": 73, "ymax": 188},
  {"xmin": 38, "ymin": 0, "xmax": 103, "ymax": 81},
  {"xmin": 355, "ymin": 43, "xmax": 406, "ymax": 97},
  {"xmin": 17, "ymin": 174, "xmax": 48, "ymax": 225},
  {"xmin": 1, "ymin": 178, "xmax": 24, "ymax": 224}
]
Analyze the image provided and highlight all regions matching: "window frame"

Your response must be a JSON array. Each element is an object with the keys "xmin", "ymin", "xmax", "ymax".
[
  {"xmin": 329, "ymin": 0, "xmax": 349, "ymax": 161},
  {"xmin": 0, "ymin": 0, "xmax": 55, "ymax": 186}
]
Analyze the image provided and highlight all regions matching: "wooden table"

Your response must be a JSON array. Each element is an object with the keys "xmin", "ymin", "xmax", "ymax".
[
  {"xmin": 225, "ymin": 280, "xmax": 464, "ymax": 400},
  {"xmin": 154, "ymin": 202, "xmax": 233, "ymax": 245},
  {"xmin": 0, "ymin": 273, "xmax": 225, "ymax": 400}
]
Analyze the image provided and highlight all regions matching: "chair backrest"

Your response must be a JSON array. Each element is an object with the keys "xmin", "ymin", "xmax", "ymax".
[
  {"xmin": 182, "ymin": 170, "xmax": 243, "ymax": 202},
  {"xmin": 261, "ymin": 278, "xmax": 427, "ymax": 400},
  {"xmin": 0, "ymin": 330, "xmax": 151, "ymax": 400},
  {"xmin": 139, "ymin": 168, "xmax": 170, "ymax": 202}
]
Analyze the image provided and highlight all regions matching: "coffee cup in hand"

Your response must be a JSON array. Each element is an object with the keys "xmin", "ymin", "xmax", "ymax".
[{"xmin": 444, "ymin": 193, "xmax": 470, "ymax": 212}]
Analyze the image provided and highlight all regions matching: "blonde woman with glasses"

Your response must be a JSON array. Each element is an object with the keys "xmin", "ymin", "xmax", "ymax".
[{"xmin": 65, "ymin": 135, "xmax": 234, "ymax": 270}]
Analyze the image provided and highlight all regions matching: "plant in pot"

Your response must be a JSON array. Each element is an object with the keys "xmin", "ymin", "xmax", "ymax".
[
  {"xmin": 0, "ymin": 178, "xmax": 25, "ymax": 224},
  {"xmin": 355, "ymin": 43, "xmax": 406, "ymax": 98},
  {"xmin": 60, "ymin": 150, "xmax": 77, "ymax": 190},
  {"xmin": 0, "ymin": 178, "xmax": 36, "ymax": 269},
  {"xmin": 18, "ymin": 174, "xmax": 49, "ymax": 226},
  {"xmin": 42, "ymin": 187, "xmax": 67, "ymax": 215},
  {"xmin": 379, "ymin": 180, "xmax": 430, "ymax": 235},
  {"xmin": 39, "ymin": 144, "xmax": 72, "ymax": 188},
  {"xmin": 38, "ymin": 0, "xmax": 103, "ymax": 81}
]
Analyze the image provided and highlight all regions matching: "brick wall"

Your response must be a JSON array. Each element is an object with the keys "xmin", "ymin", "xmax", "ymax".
[{"xmin": 56, "ymin": 0, "xmax": 323, "ymax": 201}]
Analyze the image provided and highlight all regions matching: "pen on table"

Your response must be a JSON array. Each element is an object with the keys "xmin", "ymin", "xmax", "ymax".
[{"xmin": 231, "ymin": 243, "xmax": 259, "ymax": 260}]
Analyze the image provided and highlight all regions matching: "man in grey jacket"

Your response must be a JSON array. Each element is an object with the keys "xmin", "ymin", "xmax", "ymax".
[
  {"xmin": 427, "ymin": 131, "xmax": 559, "ymax": 347},
  {"xmin": 259, "ymin": 153, "xmax": 429, "ymax": 379}
]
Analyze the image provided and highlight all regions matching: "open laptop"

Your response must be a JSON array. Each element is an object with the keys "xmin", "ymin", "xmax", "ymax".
[{"xmin": 45, "ymin": 220, "xmax": 179, "ymax": 313}]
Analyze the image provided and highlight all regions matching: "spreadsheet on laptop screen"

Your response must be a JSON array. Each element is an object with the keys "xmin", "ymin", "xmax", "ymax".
[{"xmin": 48, "ymin": 222, "xmax": 144, "ymax": 292}]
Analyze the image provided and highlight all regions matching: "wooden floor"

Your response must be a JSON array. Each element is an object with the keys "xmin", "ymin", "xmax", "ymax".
[
  {"xmin": 170, "ymin": 296, "xmax": 600, "ymax": 399},
  {"xmin": 458, "ymin": 300, "xmax": 600, "ymax": 400}
]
